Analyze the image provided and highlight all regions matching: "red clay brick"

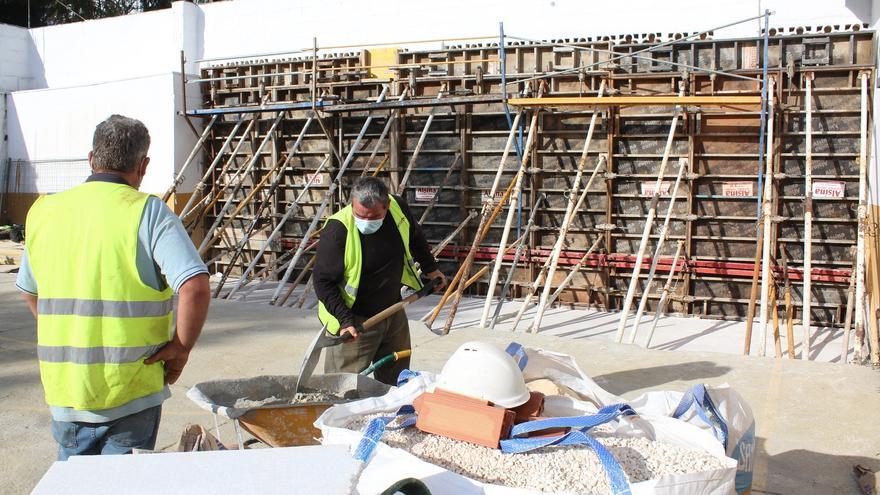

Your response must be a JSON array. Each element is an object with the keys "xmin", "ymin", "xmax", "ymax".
[{"xmin": 413, "ymin": 389, "xmax": 515, "ymax": 448}]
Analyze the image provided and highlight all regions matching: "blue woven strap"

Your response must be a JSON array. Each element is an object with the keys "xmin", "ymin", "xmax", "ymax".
[
  {"xmin": 499, "ymin": 403, "xmax": 634, "ymax": 495},
  {"xmin": 672, "ymin": 384, "xmax": 729, "ymax": 449},
  {"xmin": 505, "ymin": 342, "xmax": 528, "ymax": 371},
  {"xmin": 396, "ymin": 369, "xmax": 421, "ymax": 387},
  {"xmin": 352, "ymin": 405, "xmax": 417, "ymax": 462},
  {"xmin": 501, "ymin": 429, "xmax": 631, "ymax": 494},
  {"xmin": 507, "ymin": 403, "xmax": 636, "ymax": 438}
]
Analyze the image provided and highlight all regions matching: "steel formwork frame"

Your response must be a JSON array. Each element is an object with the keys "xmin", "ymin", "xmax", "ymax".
[{"xmin": 185, "ymin": 24, "xmax": 875, "ymax": 357}]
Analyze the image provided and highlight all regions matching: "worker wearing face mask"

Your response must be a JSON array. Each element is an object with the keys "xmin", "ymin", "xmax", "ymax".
[{"xmin": 312, "ymin": 177, "xmax": 448, "ymax": 385}]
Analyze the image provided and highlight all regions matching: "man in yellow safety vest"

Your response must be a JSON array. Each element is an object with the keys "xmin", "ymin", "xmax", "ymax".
[
  {"xmin": 17, "ymin": 115, "xmax": 211, "ymax": 459},
  {"xmin": 313, "ymin": 177, "xmax": 447, "ymax": 384}
]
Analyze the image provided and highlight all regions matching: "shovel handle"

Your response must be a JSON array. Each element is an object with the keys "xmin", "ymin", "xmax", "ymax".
[{"xmin": 361, "ymin": 277, "xmax": 441, "ymax": 331}]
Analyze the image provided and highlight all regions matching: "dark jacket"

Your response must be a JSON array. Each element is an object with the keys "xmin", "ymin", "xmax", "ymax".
[{"xmin": 313, "ymin": 195, "xmax": 438, "ymax": 328}]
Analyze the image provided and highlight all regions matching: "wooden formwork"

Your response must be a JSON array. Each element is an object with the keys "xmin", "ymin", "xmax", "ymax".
[{"xmin": 191, "ymin": 28, "xmax": 873, "ymax": 328}]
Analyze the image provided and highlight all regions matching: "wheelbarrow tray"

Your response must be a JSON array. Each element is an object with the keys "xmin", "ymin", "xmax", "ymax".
[{"xmin": 187, "ymin": 373, "xmax": 390, "ymax": 447}]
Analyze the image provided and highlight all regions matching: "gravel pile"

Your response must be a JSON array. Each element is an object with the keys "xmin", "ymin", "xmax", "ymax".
[
  {"xmin": 347, "ymin": 414, "xmax": 727, "ymax": 494},
  {"xmin": 232, "ymin": 390, "xmax": 345, "ymax": 409}
]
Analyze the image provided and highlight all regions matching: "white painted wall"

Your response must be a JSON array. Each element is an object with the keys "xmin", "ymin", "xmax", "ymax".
[
  {"xmin": 198, "ymin": 0, "xmax": 872, "ymax": 62},
  {"xmin": 6, "ymin": 73, "xmax": 181, "ymax": 195},
  {"xmin": 0, "ymin": 23, "xmax": 38, "ymax": 91},
  {"xmin": 0, "ymin": 0, "xmax": 876, "ymax": 197},
  {"xmin": 7, "ymin": 0, "xmax": 875, "ymax": 86},
  {"xmin": 28, "ymin": 9, "xmax": 177, "ymax": 89}
]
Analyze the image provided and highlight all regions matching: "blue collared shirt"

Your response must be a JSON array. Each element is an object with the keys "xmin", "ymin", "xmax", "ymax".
[{"xmin": 16, "ymin": 173, "xmax": 208, "ymax": 422}]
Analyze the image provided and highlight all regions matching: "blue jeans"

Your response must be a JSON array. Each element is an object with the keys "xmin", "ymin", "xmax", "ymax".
[{"xmin": 51, "ymin": 405, "xmax": 162, "ymax": 460}]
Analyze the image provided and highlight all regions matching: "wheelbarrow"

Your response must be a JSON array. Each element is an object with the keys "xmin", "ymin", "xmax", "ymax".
[{"xmin": 187, "ymin": 373, "xmax": 391, "ymax": 449}]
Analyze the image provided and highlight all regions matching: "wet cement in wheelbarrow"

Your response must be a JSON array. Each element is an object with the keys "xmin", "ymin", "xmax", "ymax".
[{"xmin": 232, "ymin": 390, "xmax": 346, "ymax": 409}]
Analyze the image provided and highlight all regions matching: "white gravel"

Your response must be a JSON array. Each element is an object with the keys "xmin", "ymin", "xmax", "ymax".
[{"xmin": 347, "ymin": 414, "xmax": 727, "ymax": 495}]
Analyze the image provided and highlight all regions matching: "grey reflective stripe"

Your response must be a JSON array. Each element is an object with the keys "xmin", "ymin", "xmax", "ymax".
[
  {"xmin": 38, "ymin": 344, "xmax": 164, "ymax": 364},
  {"xmin": 343, "ymin": 283, "xmax": 358, "ymax": 298},
  {"xmin": 38, "ymin": 299, "xmax": 173, "ymax": 318}
]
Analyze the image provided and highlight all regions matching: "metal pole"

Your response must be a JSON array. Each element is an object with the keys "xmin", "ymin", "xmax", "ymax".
[
  {"xmin": 163, "ymin": 115, "xmax": 219, "ymax": 203},
  {"xmin": 440, "ymin": 111, "xmax": 539, "ymax": 335},
  {"xmin": 615, "ymin": 84, "xmax": 686, "ymax": 343},
  {"xmin": 269, "ymin": 86, "xmax": 390, "ymax": 305},
  {"xmin": 853, "ymin": 71, "xmax": 869, "ymax": 362},
  {"xmin": 801, "ymin": 72, "xmax": 814, "ymax": 360},
  {"xmin": 487, "ymin": 193, "xmax": 547, "ymax": 329},
  {"xmin": 431, "ymin": 211, "xmax": 477, "ymax": 257},
  {"xmin": 756, "ymin": 77, "xmax": 777, "ymax": 357},
  {"xmin": 755, "ymin": 9, "xmax": 771, "ymax": 221},
  {"xmin": 361, "ymin": 88, "xmax": 410, "ymax": 177},
  {"xmin": 509, "ymin": 253, "xmax": 555, "ymax": 331},
  {"xmin": 841, "ymin": 246, "xmax": 858, "ymax": 363},
  {"xmin": 278, "ymin": 251, "xmax": 318, "ymax": 306},
  {"xmin": 628, "ymin": 158, "xmax": 688, "ymax": 344},
  {"xmin": 179, "ymin": 119, "xmax": 245, "ymax": 219},
  {"xmin": 539, "ymin": 235, "xmax": 604, "ymax": 313},
  {"xmin": 644, "ymin": 240, "xmax": 685, "ymax": 348},
  {"xmin": 422, "ymin": 111, "xmax": 523, "ymax": 326},
  {"xmin": 529, "ymin": 152, "xmax": 609, "ymax": 333},
  {"xmin": 212, "ymin": 118, "xmax": 317, "ymax": 297},
  {"xmin": 197, "ymin": 113, "xmax": 285, "ymax": 254},
  {"xmin": 744, "ymin": 16, "xmax": 771, "ymax": 354},
  {"xmin": 181, "ymin": 115, "xmax": 261, "ymax": 226},
  {"xmin": 514, "ymin": 80, "xmax": 606, "ymax": 331},
  {"xmin": 418, "ymin": 154, "xmax": 462, "ymax": 224},
  {"xmin": 480, "ymin": 116, "xmax": 544, "ymax": 328},
  {"xmin": 397, "ymin": 90, "xmax": 445, "ymax": 193}
]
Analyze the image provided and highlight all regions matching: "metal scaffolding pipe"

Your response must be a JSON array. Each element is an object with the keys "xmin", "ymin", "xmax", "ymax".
[
  {"xmin": 163, "ymin": 115, "xmax": 218, "ymax": 203},
  {"xmin": 615, "ymin": 84, "xmax": 686, "ymax": 343},
  {"xmin": 523, "ymin": 81, "xmax": 607, "ymax": 332},
  {"xmin": 487, "ymin": 193, "xmax": 547, "ymax": 330},
  {"xmin": 179, "ymin": 119, "xmax": 245, "ymax": 219},
  {"xmin": 756, "ymin": 77, "xmax": 777, "ymax": 358},
  {"xmin": 802, "ymin": 73, "xmax": 814, "ymax": 360},
  {"xmin": 269, "ymin": 86, "xmax": 390, "ymax": 305},
  {"xmin": 628, "ymin": 158, "xmax": 688, "ymax": 344},
  {"xmin": 197, "ymin": 113, "xmax": 285, "ymax": 255},
  {"xmin": 397, "ymin": 91, "xmax": 445, "ymax": 193},
  {"xmin": 645, "ymin": 240, "xmax": 686, "ymax": 348},
  {"xmin": 853, "ymin": 71, "xmax": 870, "ymax": 362}
]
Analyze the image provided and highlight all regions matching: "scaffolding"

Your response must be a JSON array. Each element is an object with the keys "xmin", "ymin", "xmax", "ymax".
[{"xmin": 173, "ymin": 16, "xmax": 877, "ymax": 362}]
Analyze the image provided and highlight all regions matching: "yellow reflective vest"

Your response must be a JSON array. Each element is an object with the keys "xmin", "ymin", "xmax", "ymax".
[
  {"xmin": 317, "ymin": 195, "xmax": 423, "ymax": 334},
  {"xmin": 25, "ymin": 181, "xmax": 172, "ymax": 410}
]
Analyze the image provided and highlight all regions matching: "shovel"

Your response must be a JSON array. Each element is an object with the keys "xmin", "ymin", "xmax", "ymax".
[{"xmin": 293, "ymin": 277, "xmax": 441, "ymax": 394}]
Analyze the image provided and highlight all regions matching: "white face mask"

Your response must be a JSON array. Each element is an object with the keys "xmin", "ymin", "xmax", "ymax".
[{"xmin": 354, "ymin": 216, "xmax": 384, "ymax": 235}]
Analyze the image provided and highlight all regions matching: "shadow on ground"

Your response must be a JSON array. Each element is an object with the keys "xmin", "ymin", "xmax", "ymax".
[{"xmin": 593, "ymin": 361, "xmax": 732, "ymax": 395}]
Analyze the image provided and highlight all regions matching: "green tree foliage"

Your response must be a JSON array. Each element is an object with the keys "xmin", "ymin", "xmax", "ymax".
[{"xmin": 0, "ymin": 0, "xmax": 178, "ymax": 28}]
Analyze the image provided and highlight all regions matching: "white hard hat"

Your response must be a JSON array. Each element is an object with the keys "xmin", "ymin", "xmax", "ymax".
[{"xmin": 435, "ymin": 341, "xmax": 531, "ymax": 408}]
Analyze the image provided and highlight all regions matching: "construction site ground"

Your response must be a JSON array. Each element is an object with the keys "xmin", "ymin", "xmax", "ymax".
[{"xmin": 1, "ymin": 272, "xmax": 878, "ymax": 494}]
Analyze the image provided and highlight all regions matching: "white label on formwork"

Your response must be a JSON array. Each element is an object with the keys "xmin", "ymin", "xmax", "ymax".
[
  {"xmin": 303, "ymin": 173, "xmax": 324, "ymax": 185},
  {"xmin": 640, "ymin": 181, "xmax": 673, "ymax": 197},
  {"xmin": 742, "ymin": 46, "xmax": 758, "ymax": 70},
  {"xmin": 482, "ymin": 190, "xmax": 504, "ymax": 204},
  {"xmin": 722, "ymin": 181, "xmax": 754, "ymax": 197},
  {"xmin": 812, "ymin": 180, "xmax": 845, "ymax": 199},
  {"xmin": 415, "ymin": 187, "xmax": 438, "ymax": 202}
]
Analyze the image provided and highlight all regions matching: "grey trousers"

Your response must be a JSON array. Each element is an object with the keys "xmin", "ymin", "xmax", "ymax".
[{"xmin": 324, "ymin": 309, "xmax": 411, "ymax": 385}]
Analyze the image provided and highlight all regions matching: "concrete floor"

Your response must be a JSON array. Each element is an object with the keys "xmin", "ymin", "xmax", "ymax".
[
  {"xmin": 2, "ymin": 272, "xmax": 878, "ymax": 494},
  {"xmin": 231, "ymin": 279, "xmax": 854, "ymax": 362}
]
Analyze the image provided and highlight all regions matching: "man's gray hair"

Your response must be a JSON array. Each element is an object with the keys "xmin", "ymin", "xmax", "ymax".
[
  {"xmin": 351, "ymin": 177, "xmax": 390, "ymax": 208},
  {"xmin": 91, "ymin": 115, "xmax": 151, "ymax": 172}
]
